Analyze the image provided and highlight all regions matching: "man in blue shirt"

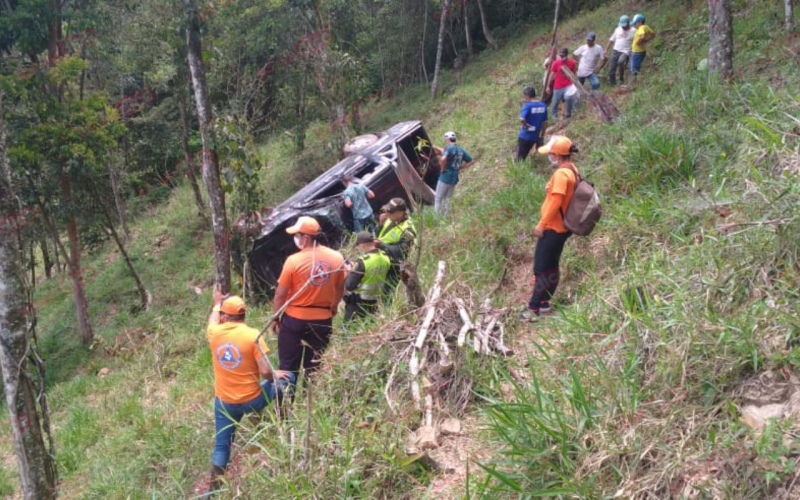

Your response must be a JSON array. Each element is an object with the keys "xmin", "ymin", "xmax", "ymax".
[
  {"xmin": 342, "ymin": 175, "xmax": 376, "ymax": 233},
  {"xmin": 515, "ymin": 86, "xmax": 549, "ymax": 162},
  {"xmin": 434, "ymin": 131, "xmax": 474, "ymax": 217}
]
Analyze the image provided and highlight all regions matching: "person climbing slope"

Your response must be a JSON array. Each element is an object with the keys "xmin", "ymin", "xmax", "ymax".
[
  {"xmin": 343, "ymin": 231, "xmax": 391, "ymax": 322},
  {"xmin": 375, "ymin": 198, "xmax": 417, "ymax": 296},
  {"xmin": 547, "ymin": 48, "xmax": 578, "ymax": 119},
  {"xmin": 271, "ymin": 216, "xmax": 346, "ymax": 378},
  {"xmin": 341, "ymin": 174, "xmax": 377, "ymax": 233},
  {"xmin": 203, "ymin": 285, "xmax": 294, "ymax": 494},
  {"xmin": 515, "ymin": 86, "xmax": 548, "ymax": 163},
  {"xmin": 630, "ymin": 13, "xmax": 656, "ymax": 87},
  {"xmin": 433, "ymin": 131, "xmax": 474, "ymax": 217},
  {"xmin": 520, "ymin": 135, "xmax": 580, "ymax": 322},
  {"xmin": 604, "ymin": 15, "xmax": 635, "ymax": 86}
]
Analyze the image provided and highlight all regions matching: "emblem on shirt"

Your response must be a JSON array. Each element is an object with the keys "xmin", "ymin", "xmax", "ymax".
[
  {"xmin": 310, "ymin": 261, "xmax": 333, "ymax": 286},
  {"xmin": 216, "ymin": 343, "xmax": 243, "ymax": 370}
]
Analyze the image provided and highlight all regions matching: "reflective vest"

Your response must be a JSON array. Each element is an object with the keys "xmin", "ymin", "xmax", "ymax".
[
  {"xmin": 378, "ymin": 217, "xmax": 417, "ymax": 250},
  {"xmin": 355, "ymin": 250, "xmax": 391, "ymax": 301}
]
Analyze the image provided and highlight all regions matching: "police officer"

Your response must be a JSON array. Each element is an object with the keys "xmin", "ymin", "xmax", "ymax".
[
  {"xmin": 344, "ymin": 231, "xmax": 391, "ymax": 321},
  {"xmin": 374, "ymin": 198, "xmax": 417, "ymax": 295}
]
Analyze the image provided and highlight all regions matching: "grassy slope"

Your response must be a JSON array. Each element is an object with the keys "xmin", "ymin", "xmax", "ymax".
[{"xmin": 2, "ymin": 0, "xmax": 800, "ymax": 497}]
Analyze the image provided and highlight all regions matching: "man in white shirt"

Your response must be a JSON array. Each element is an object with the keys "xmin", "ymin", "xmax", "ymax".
[
  {"xmin": 604, "ymin": 15, "xmax": 635, "ymax": 86},
  {"xmin": 573, "ymin": 32, "xmax": 605, "ymax": 90}
]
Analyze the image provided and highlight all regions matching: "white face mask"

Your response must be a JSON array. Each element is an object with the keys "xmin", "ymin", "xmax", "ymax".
[
  {"xmin": 548, "ymin": 154, "xmax": 559, "ymax": 166},
  {"xmin": 293, "ymin": 235, "xmax": 304, "ymax": 249}
]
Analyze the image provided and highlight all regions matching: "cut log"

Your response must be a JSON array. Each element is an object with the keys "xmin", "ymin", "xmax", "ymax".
[{"xmin": 561, "ymin": 67, "xmax": 620, "ymax": 123}]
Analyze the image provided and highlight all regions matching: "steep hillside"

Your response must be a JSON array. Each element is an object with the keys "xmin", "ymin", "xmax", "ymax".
[{"xmin": 2, "ymin": 0, "xmax": 799, "ymax": 498}]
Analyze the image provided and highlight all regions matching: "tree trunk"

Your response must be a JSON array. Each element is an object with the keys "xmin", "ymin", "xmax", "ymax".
[
  {"xmin": 430, "ymin": 0, "xmax": 450, "ymax": 99},
  {"xmin": 177, "ymin": 86, "xmax": 210, "ymax": 222},
  {"xmin": 183, "ymin": 0, "xmax": 232, "ymax": 294},
  {"xmin": 0, "ymin": 78, "xmax": 57, "ymax": 500},
  {"xmin": 107, "ymin": 159, "xmax": 131, "ymax": 241},
  {"xmin": 476, "ymin": 0, "xmax": 497, "ymax": 50},
  {"xmin": 295, "ymin": 69, "xmax": 308, "ymax": 151},
  {"xmin": 463, "ymin": 4, "xmax": 473, "ymax": 57},
  {"xmin": 39, "ymin": 234, "xmax": 53, "ymax": 279},
  {"xmin": 421, "ymin": 0, "xmax": 429, "ymax": 84},
  {"xmin": 89, "ymin": 181, "xmax": 151, "ymax": 310},
  {"xmin": 51, "ymin": 231, "xmax": 61, "ymax": 273},
  {"xmin": 59, "ymin": 174, "xmax": 93, "ymax": 344},
  {"xmin": 786, "ymin": 0, "xmax": 794, "ymax": 32},
  {"xmin": 708, "ymin": 0, "xmax": 734, "ymax": 81}
]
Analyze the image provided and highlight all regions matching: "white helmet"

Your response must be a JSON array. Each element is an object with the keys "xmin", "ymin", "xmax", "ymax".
[{"xmin": 444, "ymin": 131, "xmax": 457, "ymax": 141}]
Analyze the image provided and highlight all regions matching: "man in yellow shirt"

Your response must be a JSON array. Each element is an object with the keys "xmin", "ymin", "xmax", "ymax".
[
  {"xmin": 630, "ymin": 14, "xmax": 656, "ymax": 85},
  {"xmin": 202, "ymin": 284, "xmax": 293, "ymax": 493},
  {"xmin": 520, "ymin": 136, "xmax": 579, "ymax": 322}
]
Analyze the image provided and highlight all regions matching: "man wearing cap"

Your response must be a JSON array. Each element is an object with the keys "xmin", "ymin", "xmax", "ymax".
[
  {"xmin": 204, "ymin": 284, "xmax": 294, "ymax": 493},
  {"xmin": 605, "ymin": 15, "xmax": 635, "ymax": 86},
  {"xmin": 520, "ymin": 136, "xmax": 580, "ymax": 322},
  {"xmin": 272, "ymin": 216, "xmax": 346, "ymax": 378},
  {"xmin": 573, "ymin": 32, "xmax": 606, "ymax": 91},
  {"xmin": 516, "ymin": 86, "xmax": 549, "ymax": 163},
  {"xmin": 547, "ymin": 47, "xmax": 578, "ymax": 119},
  {"xmin": 341, "ymin": 175, "xmax": 376, "ymax": 233},
  {"xmin": 375, "ymin": 198, "xmax": 417, "ymax": 295},
  {"xmin": 630, "ymin": 14, "xmax": 656, "ymax": 85},
  {"xmin": 343, "ymin": 231, "xmax": 391, "ymax": 321},
  {"xmin": 432, "ymin": 131, "xmax": 474, "ymax": 216}
]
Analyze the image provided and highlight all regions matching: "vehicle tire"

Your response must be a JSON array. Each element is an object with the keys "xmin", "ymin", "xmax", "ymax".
[{"xmin": 343, "ymin": 134, "xmax": 380, "ymax": 156}]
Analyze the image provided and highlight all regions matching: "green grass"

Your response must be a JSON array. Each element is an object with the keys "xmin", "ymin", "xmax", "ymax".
[{"xmin": 3, "ymin": 0, "xmax": 800, "ymax": 498}]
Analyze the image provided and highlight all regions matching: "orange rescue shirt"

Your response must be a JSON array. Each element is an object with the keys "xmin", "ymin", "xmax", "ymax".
[
  {"xmin": 278, "ymin": 245, "xmax": 346, "ymax": 321},
  {"xmin": 207, "ymin": 322, "xmax": 268, "ymax": 404},
  {"xmin": 537, "ymin": 163, "xmax": 578, "ymax": 233}
]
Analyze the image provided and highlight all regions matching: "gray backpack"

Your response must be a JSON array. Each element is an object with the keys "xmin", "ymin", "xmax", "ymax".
[{"xmin": 559, "ymin": 165, "xmax": 601, "ymax": 236}]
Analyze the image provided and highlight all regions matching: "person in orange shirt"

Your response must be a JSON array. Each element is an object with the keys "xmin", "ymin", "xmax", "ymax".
[
  {"xmin": 203, "ymin": 284, "xmax": 293, "ymax": 493},
  {"xmin": 271, "ymin": 216, "xmax": 346, "ymax": 377},
  {"xmin": 520, "ymin": 136, "xmax": 580, "ymax": 322}
]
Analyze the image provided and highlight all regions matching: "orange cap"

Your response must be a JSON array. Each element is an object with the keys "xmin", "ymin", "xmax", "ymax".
[
  {"xmin": 538, "ymin": 135, "xmax": 573, "ymax": 156},
  {"xmin": 220, "ymin": 295, "xmax": 246, "ymax": 315},
  {"xmin": 286, "ymin": 216, "xmax": 321, "ymax": 236}
]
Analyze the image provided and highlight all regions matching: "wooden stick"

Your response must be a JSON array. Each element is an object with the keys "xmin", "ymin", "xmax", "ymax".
[
  {"xmin": 384, "ymin": 359, "xmax": 399, "ymax": 412},
  {"xmin": 414, "ymin": 261, "xmax": 447, "ymax": 350},
  {"xmin": 482, "ymin": 315, "xmax": 498, "ymax": 355},
  {"xmin": 424, "ymin": 394, "xmax": 434, "ymax": 428},
  {"xmin": 456, "ymin": 298, "xmax": 474, "ymax": 347}
]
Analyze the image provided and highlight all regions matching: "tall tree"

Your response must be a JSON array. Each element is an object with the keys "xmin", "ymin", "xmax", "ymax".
[
  {"xmin": 476, "ymin": 0, "xmax": 498, "ymax": 50},
  {"xmin": 182, "ymin": 0, "xmax": 232, "ymax": 293},
  {"xmin": 786, "ymin": 0, "xmax": 794, "ymax": 32},
  {"xmin": 431, "ymin": 0, "xmax": 451, "ymax": 99},
  {"xmin": 0, "ymin": 81, "xmax": 57, "ymax": 500},
  {"xmin": 708, "ymin": 0, "xmax": 734, "ymax": 81}
]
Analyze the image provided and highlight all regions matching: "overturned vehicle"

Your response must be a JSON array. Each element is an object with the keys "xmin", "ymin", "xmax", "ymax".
[{"xmin": 246, "ymin": 120, "xmax": 440, "ymax": 295}]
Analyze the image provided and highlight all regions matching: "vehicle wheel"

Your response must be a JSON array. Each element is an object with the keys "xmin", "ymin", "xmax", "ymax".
[{"xmin": 343, "ymin": 134, "xmax": 379, "ymax": 156}]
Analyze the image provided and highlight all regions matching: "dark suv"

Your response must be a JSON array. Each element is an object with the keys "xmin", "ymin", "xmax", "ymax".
[{"xmin": 246, "ymin": 120, "xmax": 440, "ymax": 294}]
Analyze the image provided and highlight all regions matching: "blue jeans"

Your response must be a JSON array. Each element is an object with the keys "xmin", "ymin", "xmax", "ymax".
[
  {"xmin": 353, "ymin": 216, "xmax": 376, "ymax": 234},
  {"xmin": 212, "ymin": 374, "xmax": 296, "ymax": 467},
  {"xmin": 550, "ymin": 87, "xmax": 574, "ymax": 119},
  {"xmin": 578, "ymin": 73, "xmax": 600, "ymax": 90},
  {"xmin": 630, "ymin": 52, "xmax": 646, "ymax": 74}
]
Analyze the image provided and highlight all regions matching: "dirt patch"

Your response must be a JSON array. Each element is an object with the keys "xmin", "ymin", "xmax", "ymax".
[{"xmin": 423, "ymin": 414, "xmax": 492, "ymax": 499}]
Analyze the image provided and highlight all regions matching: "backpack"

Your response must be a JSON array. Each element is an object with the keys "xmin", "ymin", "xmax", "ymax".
[{"xmin": 559, "ymin": 165, "xmax": 601, "ymax": 236}]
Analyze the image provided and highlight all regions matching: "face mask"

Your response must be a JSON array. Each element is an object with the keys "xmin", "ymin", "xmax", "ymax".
[
  {"xmin": 294, "ymin": 235, "xmax": 304, "ymax": 249},
  {"xmin": 548, "ymin": 154, "xmax": 559, "ymax": 166}
]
